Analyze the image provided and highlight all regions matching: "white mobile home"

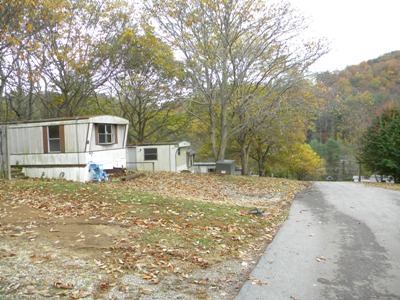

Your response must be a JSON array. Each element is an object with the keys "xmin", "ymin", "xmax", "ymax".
[
  {"xmin": 127, "ymin": 141, "xmax": 194, "ymax": 172},
  {"xmin": 4, "ymin": 115, "xmax": 129, "ymax": 182}
]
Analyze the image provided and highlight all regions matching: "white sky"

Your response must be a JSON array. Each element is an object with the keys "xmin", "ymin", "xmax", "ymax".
[{"xmin": 288, "ymin": 0, "xmax": 400, "ymax": 72}]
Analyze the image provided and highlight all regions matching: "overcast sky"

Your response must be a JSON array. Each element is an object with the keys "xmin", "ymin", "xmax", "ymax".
[{"xmin": 287, "ymin": 0, "xmax": 400, "ymax": 72}]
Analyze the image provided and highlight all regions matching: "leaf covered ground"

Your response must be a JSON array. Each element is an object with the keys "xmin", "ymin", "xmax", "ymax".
[
  {"xmin": 0, "ymin": 172, "xmax": 309, "ymax": 299},
  {"xmin": 361, "ymin": 181, "xmax": 400, "ymax": 191}
]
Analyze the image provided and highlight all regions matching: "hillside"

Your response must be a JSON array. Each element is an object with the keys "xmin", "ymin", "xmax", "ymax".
[{"xmin": 317, "ymin": 50, "xmax": 400, "ymax": 106}]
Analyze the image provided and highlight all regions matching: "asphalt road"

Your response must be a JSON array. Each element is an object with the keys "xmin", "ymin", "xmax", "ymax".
[{"xmin": 235, "ymin": 182, "xmax": 400, "ymax": 300}]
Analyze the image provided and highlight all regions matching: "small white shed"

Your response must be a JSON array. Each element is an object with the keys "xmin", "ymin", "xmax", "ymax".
[
  {"xmin": 191, "ymin": 162, "xmax": 216, "ymax": 173},
  {"xmin": 126, "ymin": 141, "xmax": 194, "ymax": 172},
  {"xmin": 5, "ymin": 115, "xmax": 129, "ymax": 182}
]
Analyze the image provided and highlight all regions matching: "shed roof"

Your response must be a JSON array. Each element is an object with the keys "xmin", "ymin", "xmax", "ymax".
[
  {"xmin": 127, "ymin": 141, "xmax": 191, "ymax": 147},
  {"xmin": 193, "ymin": 162, "xmax": 216, "ymax": 166},
  {"xmin": 216, "ymin": 160, "xmax": 235, "ymax": 164},
  {"xmin": 1, "ymin": 115, "xmax": 129, "ymax": 127}
]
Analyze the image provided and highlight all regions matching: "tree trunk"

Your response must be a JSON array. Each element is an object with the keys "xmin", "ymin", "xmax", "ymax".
[
  {"xmin": 218, "ymin": 129, "xmax": 228, "ymax": 161},
  {"xmin": 240, "ymin": 142, "xmax": 250, "ymax": 175},
  {"xmin": 257, "ymin": 150, "xmax": 267, "ymax": 176},
  {"xmin": 210, "ymin": 112, "xmax": 218, "ymax": 161},
  {"xmin": 258, "ymin": 164, "xmax": 267, "ymax": 177}
]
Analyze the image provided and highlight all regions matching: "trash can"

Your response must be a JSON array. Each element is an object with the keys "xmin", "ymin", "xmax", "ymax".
[{"xmin": 216, "ymin": 160, "xmax": 235, "ymax": 175}]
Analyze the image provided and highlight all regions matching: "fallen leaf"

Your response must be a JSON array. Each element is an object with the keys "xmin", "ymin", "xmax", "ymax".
[
  {"xmin": 70, "ymin": 290, "xmax": 91, "ymax": 299},
  {"xmin": 7, "ymin": 282, "xmax": 20, "ymax": 291},
  {"xmin": 53, "ymin": 282, "xmax": 74, "ymax": 289},
  {"xmin": 38, "ymin": 290, "xmax": 52, "ymax": 297},
  {"xmin": 141, "ymin": 288, "xmax": 152, "ymax": 295},
  {"xmin": 249, "ymin": 276, "xmax": 267, "ymax": 286}
]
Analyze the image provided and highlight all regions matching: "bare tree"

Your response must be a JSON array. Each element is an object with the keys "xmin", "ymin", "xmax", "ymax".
[
  {"xmin": 30, "ymin": 0, "xmax": 132, "ymax": 117},
  {"xmin": 145, "ymin": 0, "xmax": 327, "ymax": 161},
  {"xmin": 0, "ymin": 0, "xmax": 42, "ymax": 121}
]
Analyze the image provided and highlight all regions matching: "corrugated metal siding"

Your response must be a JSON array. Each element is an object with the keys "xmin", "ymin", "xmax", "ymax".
[
  {"xmin": 10, "ymin": 153, "xmax": 87, "ymax": 166},
  {"xmin": 176, "ymin": 147, "xmax": 189, "ymax": 171},
  {"xmin": 23, "ymin": 166, "xmax": 90, "ymax": 182},
  {"xmin": 126, "ymin": 147, "xmax": 137, "ymax": 171},
  {"xmin": 126, "ymin": 144, "xmax": 191, "ymax": 172},
  {"xmin": 88, "ymin": 148, "xmax": 126, "ymax": 170},
  {"xmin": 9, "ymin": 127, "xmax": 43, "ymax": 154},
  {"xmin": 0, "ymin": 125, "xmax": 10, "ymax": 179},
  {"xmin": 64, "ymin": 123, "xmax": 88, "ymax": 153}
]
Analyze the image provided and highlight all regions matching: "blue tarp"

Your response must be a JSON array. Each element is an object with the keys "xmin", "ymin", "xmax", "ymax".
[{"xmin": 89, "ymin": 163, "xmax": 108, "ymax": 182}]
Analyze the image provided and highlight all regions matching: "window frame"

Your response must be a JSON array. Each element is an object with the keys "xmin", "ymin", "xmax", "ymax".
[
  {"xmin": 96, "ymin": 124, "xmax": 117, "ymax": 145},
  {"xmin": 43, "ymin": 125, "xmax": 65, "ymax": 154},
  {"xmin": 48, "ymin": 126, "xmax": 61, "ymax": 152},
  {"xmin": 144, "ymin": 148, "xmax": 158, "ymax": 161}
]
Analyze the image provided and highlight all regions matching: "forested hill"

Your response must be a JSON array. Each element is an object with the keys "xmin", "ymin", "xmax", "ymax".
[
  {"xmin": 308, "ymin": 51, "xmax": 400, "ymax": 180},
  {"xmin": 316, "ymin": 50, "xmax": 400, "ymax": 106}
]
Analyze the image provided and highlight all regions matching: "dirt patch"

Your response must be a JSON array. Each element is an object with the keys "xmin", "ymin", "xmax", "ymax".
[{"xmin": 0, "ymin": 173, "xmax": 308, "ymax": 299}]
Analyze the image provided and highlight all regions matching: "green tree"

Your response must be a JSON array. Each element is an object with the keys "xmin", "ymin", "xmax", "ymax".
[
  {"xmin": 310, "ymin": 138, "xmax": 342, "ymax": 179},
  {"xmin": 360, "ymin": 106, "xmax": 400, "ymax": 183},
  {"xmin": 337, "ymin": 92, "xmax": 375, "ymax": 180},
  {"xmin": 285, "ymin": 143, "xmax": 324, "ymax": 180},
  {"xmin": 245, "ymin": 81, "xmax": 320, "ymax": 176},
  {"xmin": 110, "ymin": 27, "xmax": 187, "ymax": 144},
  {"xmin": 323, "ymin": 139, "xmax": 341, "ymax": 178}
]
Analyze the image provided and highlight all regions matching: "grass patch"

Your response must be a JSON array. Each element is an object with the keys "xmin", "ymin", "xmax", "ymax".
[
  {"xmin": 0, "ymin": 178, "xmax": 274, "ymax": 275},
  {"xmin": 0, "ymin": 173, "xmax": 307, "ymax": 291}
]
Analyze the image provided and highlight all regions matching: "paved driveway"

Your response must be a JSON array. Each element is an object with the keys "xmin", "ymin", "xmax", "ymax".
[{"xmin": 236, "ymin": 182, "xmax": 400, "ymax": 300}]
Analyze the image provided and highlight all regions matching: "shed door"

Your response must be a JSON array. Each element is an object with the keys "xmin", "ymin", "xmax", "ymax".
[{"xmin": 0, "ymin": 125, "xmax": 10, "ymax": 180}]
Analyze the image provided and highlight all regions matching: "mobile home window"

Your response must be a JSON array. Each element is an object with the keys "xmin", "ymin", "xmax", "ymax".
[
  {"xmin": 43, "ymin": 125, "xmax": 65, "ymax": 153},
  {"xmin": 144, "ymin": 148, "xmax": 157, "ymax": 160},
  {"xmin": 97, "ymin": 124, "xmax": 115, "ymax": 144},
  {"xmin": 48, "ymin": 126, "xmax": 61, "ymax": 152}
]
